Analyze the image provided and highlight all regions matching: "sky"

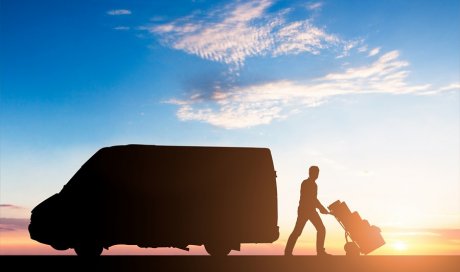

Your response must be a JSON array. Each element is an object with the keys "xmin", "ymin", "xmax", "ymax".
[{"xmin": 1, "ymin": 0, "xmax": 459, "ymax": 255}]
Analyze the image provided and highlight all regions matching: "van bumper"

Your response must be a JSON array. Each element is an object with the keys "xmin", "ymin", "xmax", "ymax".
[
  {"xmin": 29, "ymin": 220, "xmax": 70, "ymax": 250},
  {"xmin": 273, "ymin": 225, "xmax": 280, "ymax": 241},
  {"xmin": 242, "ymin": 225, "xmax": 280, "ymax": 243}
]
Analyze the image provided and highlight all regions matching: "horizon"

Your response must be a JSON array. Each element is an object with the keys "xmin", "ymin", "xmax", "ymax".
[{"xmin": 1, "ymin": 0, "xmax": 459, "ymax": 256}]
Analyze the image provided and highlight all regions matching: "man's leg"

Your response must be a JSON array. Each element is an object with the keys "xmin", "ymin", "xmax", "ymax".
[
  {"xmin": 309, "ymin": 211, "xmax": 328, "ymax": 255},
  {"xmin": 284, "ymin": 214, "xmax": 307, "ymax": 255}
]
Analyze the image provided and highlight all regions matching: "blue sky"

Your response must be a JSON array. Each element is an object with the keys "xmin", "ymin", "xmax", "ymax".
[
  {"xmin": 2, "ymin": 1, "xmax": 459, "ymax": 140},
  {"xmin": 1, "ymin": 0, "xmax": 459, "ymax": 254}
]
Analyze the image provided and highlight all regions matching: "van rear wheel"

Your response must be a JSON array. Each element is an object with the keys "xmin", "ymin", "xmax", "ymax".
[
  {"xmin": 74, "ymin": 242, "xmax": 103, "ymax": 257},
  {"xmin": 205, "ymin": 242, "xmax": 231, "ymax": 256}
]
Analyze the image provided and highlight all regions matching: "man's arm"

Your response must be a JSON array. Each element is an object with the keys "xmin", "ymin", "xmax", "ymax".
[{"xmin": 316, "ymin": 199, "xmax": 329, "ymax": 214}]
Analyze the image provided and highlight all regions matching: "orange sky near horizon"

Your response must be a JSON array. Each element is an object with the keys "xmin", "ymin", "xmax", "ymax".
[{"xmin": 1, "ymin": 221, "xmax": 459, "ymax": 256}]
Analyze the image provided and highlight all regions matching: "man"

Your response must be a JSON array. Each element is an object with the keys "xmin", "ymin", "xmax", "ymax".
[{"xmin": 285, "ymin": 165, "xmax": 331, "ymax": 256}]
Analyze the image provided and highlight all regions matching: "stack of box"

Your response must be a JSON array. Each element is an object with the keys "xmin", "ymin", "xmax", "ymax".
[{"xmin": 328, "ymin": 200, "xmax": 385, "ymax": 254}]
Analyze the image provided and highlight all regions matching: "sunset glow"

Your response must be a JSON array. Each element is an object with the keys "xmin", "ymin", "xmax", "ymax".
[
  {"xmin": 1, "ymin": 223, "xmax": 459, "ymax": 255},
  {"xmin": 392, "ymin": 241, "xmax": 407, "ymax": 252}
]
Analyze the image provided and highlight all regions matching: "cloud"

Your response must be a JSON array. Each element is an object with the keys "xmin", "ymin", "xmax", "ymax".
[
  {"xmin": 107, "ymin": 9, "xmax": 132, "ymax": 16},
  {"xmin": 0, "ymin": 204, "xmax": 23, "ymax": 209},
  {"xmin": 368, "ymin": 47, "xmax": 381, "ymax": 57},
  {"xmin": 113, "ymin": 26, "xmax": 130, "ymax": 31},
  {"xmin": 358, "ymin": 45, "xmax": 368, "ymax": 53},
  {"xmin": 322, "ymin": 50, "xmax": 409, "ymax": 82},
  {"xmin": 145, "ymin": 0, "xmax": 352, "ymax": 69},
  {"xmin": 384, "ymin": 228, "xmax": 460, "ymax": 241},
  {"xmin": 306, "ymin": 2, "xmax": 323, "ymax": 11},
  {"xmin": 417, "ymin": 83, "xmax": 460, "ymax": 96},
  {"xmin": 0, "ymin": 204, "xmax": 27, "ymax": 219},
  {"xmin": 273, "ymin": 20, "xmax": 340, "ymax": 56},
  {"xmin": 437, "ymin": 83, "xmax": 460, "ymax": 92},
  {"xmin": 167, "ymin": 50, "xmax": 440, "ymax": 129},
  {"xmin": 336, "ymin": 39, "xmax": 363, "ymax": 59},
  {"xmin": 0, "ymin": 218, "xmax": 29, "ymax": 232},
  {"xmin": 146, "ymin": 0, "xmax": 273, "ymax": 68}
]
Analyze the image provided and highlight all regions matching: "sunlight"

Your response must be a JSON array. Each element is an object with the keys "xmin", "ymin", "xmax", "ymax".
[{"xmin": 393, "ymin": 241, "xmax": 408, "ymax": 252}]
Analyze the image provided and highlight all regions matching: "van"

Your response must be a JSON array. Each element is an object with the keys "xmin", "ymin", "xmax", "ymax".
[{"xmin": 29, "ymin": 145, "xmax": 279, "ymax": 256}]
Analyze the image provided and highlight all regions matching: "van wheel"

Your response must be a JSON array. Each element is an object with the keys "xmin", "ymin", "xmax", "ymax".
[
  {"xmin": 205, "ymin": 242, "xmax": 231, "ymax": 256},
  {"xmin": 74, "ymin": 242, "xmax": 103, "ymax": 257}
]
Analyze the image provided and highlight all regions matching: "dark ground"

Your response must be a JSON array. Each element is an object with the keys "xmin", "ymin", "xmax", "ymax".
[{"xmin": 2, "ymin": 256, "xmax": 459, "ymax": 272}]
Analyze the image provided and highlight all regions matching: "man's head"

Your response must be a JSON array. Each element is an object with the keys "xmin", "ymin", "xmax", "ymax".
[{"xmin": 309, "ymin": 165, "xmax": 319, "ymax": 180}]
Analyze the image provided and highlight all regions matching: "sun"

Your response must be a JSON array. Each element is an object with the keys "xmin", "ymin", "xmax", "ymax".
[{"xmin": 393, "ymin": 241, "xmax": 408, "ymax": 252}]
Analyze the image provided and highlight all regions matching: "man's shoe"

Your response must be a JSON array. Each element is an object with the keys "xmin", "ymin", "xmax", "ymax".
[{"xmin": 317, "ymin": 251, "xmax": 332, "ymax": 256}]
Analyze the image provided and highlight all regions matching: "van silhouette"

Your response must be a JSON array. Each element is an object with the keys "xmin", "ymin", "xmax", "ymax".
[{"xmin": 29, "ymin": 145, "xmax": 280, "ymax": 256}]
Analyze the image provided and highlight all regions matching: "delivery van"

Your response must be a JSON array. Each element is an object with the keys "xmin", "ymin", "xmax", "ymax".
[{"xmin": 29, "ymin": 145, "xmax": 279, "ymax": 256}]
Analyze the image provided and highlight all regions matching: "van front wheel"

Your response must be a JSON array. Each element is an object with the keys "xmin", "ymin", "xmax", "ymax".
[
  {"xmin": 74, "ymin": 242, "xmax": 103, "ymax": 257},
  {"xmin": 205, "ymin": 242, "xmax": 231, "ymax": 256}
]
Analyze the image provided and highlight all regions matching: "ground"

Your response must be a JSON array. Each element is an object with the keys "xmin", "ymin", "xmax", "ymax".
[{"xmin": 2, "ymin": 256, "xmax": 459, "ymax": 272}]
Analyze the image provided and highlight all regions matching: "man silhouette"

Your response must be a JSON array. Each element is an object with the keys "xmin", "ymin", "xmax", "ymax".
[{"xmin": 285, "ymin": 165, "xmax": 331, "ymax": 256}]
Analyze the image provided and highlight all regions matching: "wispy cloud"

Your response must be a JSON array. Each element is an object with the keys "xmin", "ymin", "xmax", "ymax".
[
  {"xmin": 0, "ymin": 204, "xmax": 26, "ymax": 219},
  {"xmin": 368, "ymin": 47, "xmax": 381, "ymax": 57},
  {"xmin": 336, "ymin": 39, "xmax": 362, "ymax": 59},
  {"xmin": 306, "ymin": 2, "xmax": 323, "ymax": 11},
  {"xmin": 437, "ymin": 83, "xmax": 460, "ymax": 92},
  {"xmin": 107, "ymin": 9, "xmax": 132, "ymax": 16},
  {"xmin": 0, "ymin": 204, "xmax": 23, "ymax": 209},
  {"xmin": 146, "ymin": 0, "xmax": 274, "ymax": 68},
  {"xmin": 0, "ymin": 218, "xmax": 29, "ymax": 232},
  {"xmin": 166, "ymin": 50, "xmax": 457, "ymax": 129},
  {"xmin": 145, "ymin": 0, "xmax": 353, "ymax": 69},
  {"xmin": 358, "ymin": 45, "xmax": 368, "ymax": 53},
  {"xmin": 417, "ymin": 83, "xmax": 460, "ymax": 96},
  {"xmin": 384, "ymin": 228, "xmax": 460, "ymax": 241},
  {"xmin": 273, "ymin": 20, "xmax": 340, "ymax": 56},
  {"xmin": 113, "ymin": 26, "xmax": 130, "ymax": 31}
]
